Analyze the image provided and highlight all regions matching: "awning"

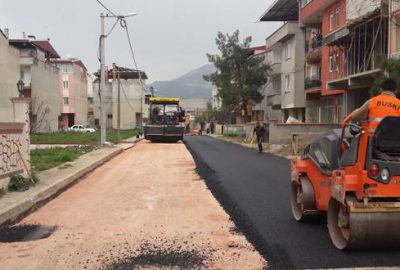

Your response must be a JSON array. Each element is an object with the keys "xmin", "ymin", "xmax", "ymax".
[
  {"xmin": 260, "ymin": 0, "xmax": 298, "ymax": 22},
  {"xmin": 323, "ymin": 28, "xmax": 350, "ymax": 46}
]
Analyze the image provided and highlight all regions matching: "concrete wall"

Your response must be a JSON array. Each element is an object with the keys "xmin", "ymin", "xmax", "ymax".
[
  {"xmin": 347, "ymin": 0, "xmax": 383, "ymax": 25},
  {"xmin": 223, "ymin": 125, "xmax": 246, "ymax": 136},
  {"xmin": 112, "ymin": 79, "xmax": 145, "ymax": 130},
  {"xmin": 30, "ymin": 57, "xmax": 60, "ymax": 132},
  {"xmin": 269, "ymin": 121, "xmax": 339, "ymax": 144},
  {"xmin": 0, "ymin": 31, "xmax": 20, "ymax": 122}
]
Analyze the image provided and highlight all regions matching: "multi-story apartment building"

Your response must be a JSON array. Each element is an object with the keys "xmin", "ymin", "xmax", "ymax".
[
  {"xmin": 262, "ymin": 20, "xmax": 306, "ymax": 122},
  {"xmin": 9, "ymin": 38, "xmax": 61, "ymax": 132},
  {"xmin": 0, "ymin": 28, "xmax": 20, "ymax": 121},
  {"xmin": 93, "ymin": 65, "xmax": 148, "ymax": 130},
  {"xmin": 51, "ymin": 59, "xmax": 88, "ymax": 129},
  {"xmin": 301, "ymin": 0, "xmax": 390, "ymax": 123}
]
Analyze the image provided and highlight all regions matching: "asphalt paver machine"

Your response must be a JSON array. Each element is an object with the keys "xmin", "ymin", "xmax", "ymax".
[
  {"xmin": 291, "ymin": 115, "xmax": 400, "ymax": 249},
  {"xmin": 143, "ymin": 97, "xmax": 185, "ymax": 142}
]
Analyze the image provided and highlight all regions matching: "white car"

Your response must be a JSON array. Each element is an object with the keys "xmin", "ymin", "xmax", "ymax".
[{"xmin": 68, "ymin": 125, "xmax": 96, "ymax": 133}]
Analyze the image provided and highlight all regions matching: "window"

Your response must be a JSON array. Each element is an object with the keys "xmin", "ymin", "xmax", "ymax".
[
  {"xmin": 62, "ymin": 65, "xmax": 68, "ymax": 73},
  {"xmin": 284, "ymin": 41, "xmax": 291, "ymax": 59},
  {"xmin": 284, "ymin": 74, "xmax": 291, "ymax": 90},
  {"xmin": 335, "ymin": 8, "xmax": 340, "ymax": 27},
  {"xmin": 329, "ymin": 13, "xmax": 334, "ymax": 31},
  {"xmin": 329, "ymin": 53, "xmax": 339, "ymax": 72},
  {"xmin": 63, "ymin": 80, "xmax": 69, "ymax": 89},
  {"xmin": 302, "ymin": 0, "xmax": 312, "ymax": 7},
  {"xmin": 63, "ymin": 97, "xmax": 69, "ymax": 105}
]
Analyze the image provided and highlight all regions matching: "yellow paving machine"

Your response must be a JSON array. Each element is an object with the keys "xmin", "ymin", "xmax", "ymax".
[{"xmin": 143, "ymin": 97, "xmax": 185, "ymax": 142}]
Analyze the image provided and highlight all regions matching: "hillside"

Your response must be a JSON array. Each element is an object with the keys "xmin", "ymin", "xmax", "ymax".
[{"xmin": 149, "ymin": 64, "xmax": 215, "ymax": 99}]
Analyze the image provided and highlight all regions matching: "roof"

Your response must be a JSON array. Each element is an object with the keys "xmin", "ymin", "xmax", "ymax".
[
  {"xmin": 260, "ymin": 0, "xmax": 298, "ymax": 22},
  {"xmin": 9, "ymin": 39, "xmax": 60, "ymax": 58},
  {"xmin": 50, "ymin": 59, "xmax": 88, "ymax": 71},
  {"xmin": 95, "ymin": 65, "xmax": 148, "ymax": 80}
]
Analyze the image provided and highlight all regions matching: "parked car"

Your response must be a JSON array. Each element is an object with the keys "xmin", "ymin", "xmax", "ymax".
[{"xmin": 68, "ymin": 125, "xmax": 96, "ymax": 133}]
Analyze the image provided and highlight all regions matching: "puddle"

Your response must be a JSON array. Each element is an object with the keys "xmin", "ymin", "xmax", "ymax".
[{"xmin": 0, "ymin": 224, "xmax": 58, "ymax": 243}]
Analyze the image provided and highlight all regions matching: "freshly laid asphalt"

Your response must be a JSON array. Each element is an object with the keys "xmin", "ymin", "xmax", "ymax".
[{"xmin": 184, "ymin": 136, "xmax": 400, "ymax": 269}]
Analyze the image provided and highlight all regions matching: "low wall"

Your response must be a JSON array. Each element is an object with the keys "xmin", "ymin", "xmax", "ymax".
[
  {"xmin": 269, "ymin": 121, "xmax": 340, "ymax": 144},
  {"xmin": 0, "ymin": 98, "xmax": 31, "ymax": 189},
  {"xmin": 223, "ymin": 125, "xmax": 246, "ymax": 137}
]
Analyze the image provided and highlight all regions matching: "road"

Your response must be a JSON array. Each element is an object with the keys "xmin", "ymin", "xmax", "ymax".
[
  {"xmin": 0, "ymin": 141, "xmax": 264, "ymax": 269},
  {"xmin": 184, "ymin": 136, "xmax": 400, "ymax": 269}
]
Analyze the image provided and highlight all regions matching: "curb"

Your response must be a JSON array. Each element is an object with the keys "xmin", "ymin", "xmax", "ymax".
[{"xmin": 0, "ymin": 148, "xmax": 123, "ymax": 226}]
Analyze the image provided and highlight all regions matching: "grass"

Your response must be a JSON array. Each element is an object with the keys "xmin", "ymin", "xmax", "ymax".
[
  {"xmin": 31, "ymin": 129, "xmax": 139, "ymax": 145},
  {"xmin": 31, "ymin": 147, "xmax": 92, "ymax": 172}
]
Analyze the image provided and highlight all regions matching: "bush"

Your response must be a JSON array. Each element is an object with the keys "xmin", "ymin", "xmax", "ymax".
[{"xmin": 8, "ymin": 175, "xmax": 30, "ymax": 192}]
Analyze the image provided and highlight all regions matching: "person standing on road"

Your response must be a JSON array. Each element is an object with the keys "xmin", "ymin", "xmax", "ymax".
[{"xmin": 253, "ymin": 122, "xmax": 265, "ymax": 153}]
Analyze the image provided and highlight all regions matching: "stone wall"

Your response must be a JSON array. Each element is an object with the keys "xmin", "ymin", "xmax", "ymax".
[{"xmin": 0, "ymin": 98, "xmax": 30, "ymax": 189}]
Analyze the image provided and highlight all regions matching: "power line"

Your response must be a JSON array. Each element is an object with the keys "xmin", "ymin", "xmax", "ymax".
[
  {"xmin": 95, "ymin": 0, "xmax": 116, "ymax": 16},
  {"xmin": 120, "ymin": 19, "xmax": 147, "ymax": 90}
]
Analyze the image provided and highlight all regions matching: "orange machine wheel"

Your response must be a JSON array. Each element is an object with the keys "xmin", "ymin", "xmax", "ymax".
[{"xmin": 291, "ymin": 177, "xmax": 316, "ymax": 222}]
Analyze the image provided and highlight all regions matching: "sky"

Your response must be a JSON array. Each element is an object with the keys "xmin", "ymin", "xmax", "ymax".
[{"xmin": 0, "ymin": 0, "xmax": 281, "ymax": 83}]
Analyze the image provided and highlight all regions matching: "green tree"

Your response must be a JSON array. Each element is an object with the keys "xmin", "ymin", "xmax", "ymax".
[
  {"xmin": 204, "ymin": 30, "xmax": 269, "ymax": 121},
  {"xmin": 373, "ymin": 56, "xmax": 400, "ymax": 96}
]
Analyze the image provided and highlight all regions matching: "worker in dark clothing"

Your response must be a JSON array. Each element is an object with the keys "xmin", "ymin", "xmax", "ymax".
[{"xmin": 253, "ymin": 122, "xmax": 266, "ymax": 153}]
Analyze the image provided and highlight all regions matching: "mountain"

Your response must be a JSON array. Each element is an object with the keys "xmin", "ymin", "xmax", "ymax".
[{"xmin": 149, "ymin": 64, "xmax": 215, "ymax": 99}]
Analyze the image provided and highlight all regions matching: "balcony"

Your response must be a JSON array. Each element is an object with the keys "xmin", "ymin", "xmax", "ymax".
[
  {"xmin": 267, "ymin": 94, "xmax": 282, "ymax": 108},
  {"xmin": 305, "ymin": 76, "xmax": 322, "ymax": 90},
  {"xmin": 270, "ymin": 62, "xmax": 282, "ymax": 76},
  {"xmin": 306, "ymin": 34, "xmax": 322, "ymax": 62},
  {"xmin": 300, "ymin": 0, "xmax": 333, "ymax": 25},
  {"xmin": 266, "ymin": 22, "xmax": 297, "ymax": 48}
]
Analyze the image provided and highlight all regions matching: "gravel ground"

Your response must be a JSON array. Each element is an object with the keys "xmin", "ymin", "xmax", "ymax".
[{"xmin": 0, "ymin": 140, "xmax": 264, "ymax": 269}]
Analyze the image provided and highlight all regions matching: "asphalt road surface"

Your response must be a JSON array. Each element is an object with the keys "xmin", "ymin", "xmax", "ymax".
[{"xmin": 184, "ymin": 136, "xmax": 400, "ymax": 269}]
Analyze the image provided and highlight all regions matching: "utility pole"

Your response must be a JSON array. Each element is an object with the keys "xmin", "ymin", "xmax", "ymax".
[
  {"xmin": 100, "ymin": 13, "xmax": 107, "ymax": 145},
  {"xmin": 117, "ymin": 70, "xmax": 121, "ymax": 142}
]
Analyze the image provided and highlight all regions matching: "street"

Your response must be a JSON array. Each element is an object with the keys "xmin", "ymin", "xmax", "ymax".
[
  {"xmin": 0, "ymin": 141, "xmax": 264, "ymax": 269},
  {"xmin": 184, "ymin": 136, "xmax": 400, "ymax": 269}
]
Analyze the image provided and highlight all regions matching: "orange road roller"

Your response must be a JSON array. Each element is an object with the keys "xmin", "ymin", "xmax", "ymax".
[{"xmin": 291, "ymin": 115, "xmax": 400, "ymax": 250}]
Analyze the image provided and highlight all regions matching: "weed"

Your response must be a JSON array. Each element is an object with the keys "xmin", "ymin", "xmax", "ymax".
[{"xmin": 8, "ymin": 175, "xmax": 29, "ymax": 192}]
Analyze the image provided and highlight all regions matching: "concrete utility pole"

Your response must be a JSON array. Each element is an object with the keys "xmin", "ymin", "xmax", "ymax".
[{"xmin": 100, "ymin": 13, "xmax": 107, "ymax": 145}]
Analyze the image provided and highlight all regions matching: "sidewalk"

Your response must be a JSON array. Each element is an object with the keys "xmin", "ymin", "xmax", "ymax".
[{"xmin": 0, "ymin": 139, "xmax": 140, "ymax": 226}]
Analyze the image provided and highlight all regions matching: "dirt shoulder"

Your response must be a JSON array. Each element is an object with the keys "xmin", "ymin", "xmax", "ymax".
[{"xmin": 0, "ymin": 141, "xmax": 265, "ymax": 269}]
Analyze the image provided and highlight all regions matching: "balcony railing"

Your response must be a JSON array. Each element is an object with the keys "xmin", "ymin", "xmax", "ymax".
[
  {"xmin": 306, "ymin": 34, "xmax": 322, "ymax": 52},
  {"xmin": 305, "ymin": 76, "xmax": 322, "ymax": 89}
]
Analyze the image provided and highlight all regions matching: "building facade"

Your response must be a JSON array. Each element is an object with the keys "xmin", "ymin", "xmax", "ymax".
[
  {"xmin": 9, "ymin": 39, "xmax": 61, "ymax": 132},
  {"xmin": 51, "ymin": 59, "xmax": 88, "ymax": 129},
  {"xmin": 264, "ymin": 22, "xmax": 306, "ymax": 122},
  {"xmin": 93, "ymin": 65, "xmax": 148, "ymax": 130},
  {"xmin": 0, "ymin": 28, "xmax": 20, "ymax": 122}
]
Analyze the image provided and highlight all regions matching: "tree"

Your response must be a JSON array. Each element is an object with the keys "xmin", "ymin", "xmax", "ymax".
[
  {"xmin": 30, "ymin": 95, "xmax": 51, "ymax": 133},
  {"xmin": 372, "ymin": 55, "xmax": 400, "ymax": 97},
  {"xmin": 204, "ymin": 30, "xmax": 269, "ymax": 122}
]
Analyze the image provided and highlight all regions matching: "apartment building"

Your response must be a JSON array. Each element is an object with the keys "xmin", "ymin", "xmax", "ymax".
[
  {"xmin": 51, "ymin": 59, "xmax": 88, "ymax": 129},
  {"xmin": 260, "ymin": 10, "xmax": 306, "ymax": 123},
  {"xmin": 93, "ymin": 65, "xmax": 148, "ymax": 130},
  {"xmin": 9, "ymin": 38, "xmax": 61, "ymax": 132},
  {"xmin": 300, "ymin": 0, "xmax": 390, "ymax": 123},
  {"xmin": 0, "ymin": 28, "xmax": 20, "ymax": 121}
]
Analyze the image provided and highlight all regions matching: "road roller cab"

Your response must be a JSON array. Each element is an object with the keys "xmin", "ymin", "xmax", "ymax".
[{"xmin": 291, "ymin": 115, "xmax": 400, "ymax": 250}]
